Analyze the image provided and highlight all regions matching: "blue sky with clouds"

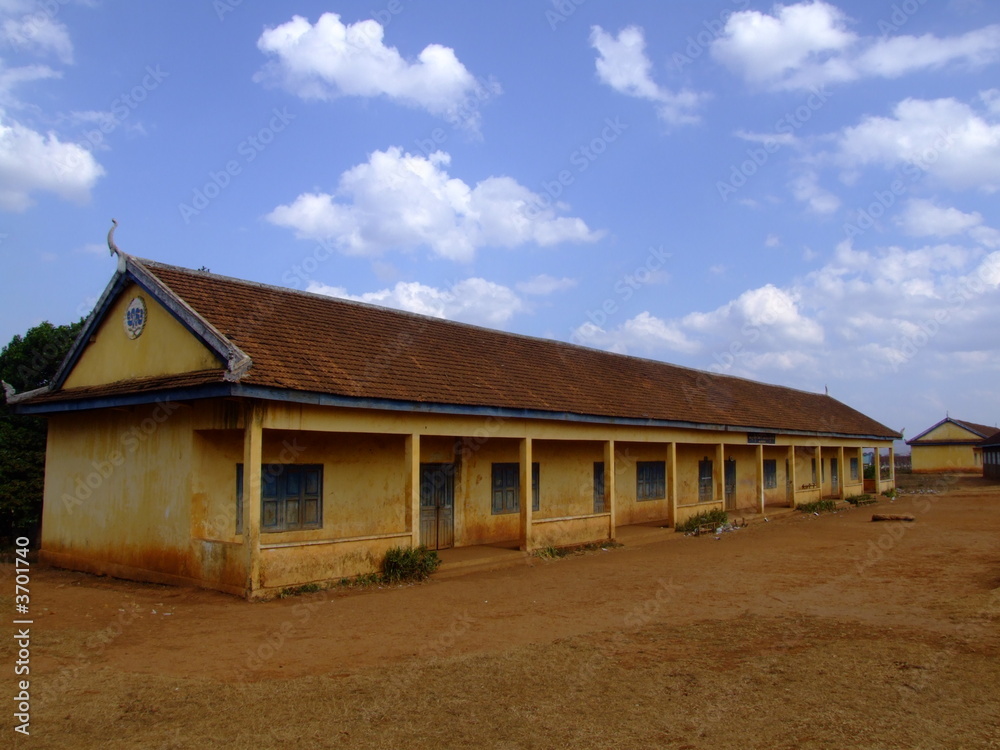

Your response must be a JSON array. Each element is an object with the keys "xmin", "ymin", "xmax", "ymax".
[{"xmin": 3, "ymin": 0, "xmax": 1000, "ymax": 444}]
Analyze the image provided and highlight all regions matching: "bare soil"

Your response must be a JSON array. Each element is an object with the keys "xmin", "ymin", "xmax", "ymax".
[{"xmin": 3, "ymin": 475, "xmax": 999, "ymax": 749}]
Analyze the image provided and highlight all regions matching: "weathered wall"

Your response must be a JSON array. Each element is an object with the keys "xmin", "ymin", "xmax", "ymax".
[
  {"xmin": 911, "ymin": 444, "xmax": 979, "ymax": 473},
  {"xmin": 64, "ymin": 283, "xmax": 221, "ymax": 388}
]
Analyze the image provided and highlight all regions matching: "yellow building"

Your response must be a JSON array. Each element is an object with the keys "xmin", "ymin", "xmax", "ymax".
[
  {"xmin": 11, "ymin": 253, "xmax": 899, "ymax": 599},
  {"xmin": 906, "ymin": 417, "xmax": 999, "ymax": 474}
]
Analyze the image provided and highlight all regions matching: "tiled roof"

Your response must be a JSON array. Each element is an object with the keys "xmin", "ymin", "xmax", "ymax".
[
  {"xmin": 88, "ymin": 259, "xmax": 892, "ymax": 438},
  {"xmin": 908, "ymin": 417, "xmax": 1000, "ymax": 445}
]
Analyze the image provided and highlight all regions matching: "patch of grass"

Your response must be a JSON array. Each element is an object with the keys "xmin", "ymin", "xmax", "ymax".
[
  {"xmin": 534, "ymin": 540, "xmax": 623, "ymax": 560},
  {"xmin": 676, "ymin": 509, "xmax": 728, "ymax": 534},
  {"xmin": 278, "ymin": 582, "xmax": 325, "ymax": 598},
  {"xmin": 797, "ymin": 499, "xmax": 838, "ymax": 514},
  {"xmin": 381, "ymin": 545, "xmax": 440, "ymax": 583},
  {"xmin": 845, "ymin": 494, "xmax": 876, "ymax": 506}
]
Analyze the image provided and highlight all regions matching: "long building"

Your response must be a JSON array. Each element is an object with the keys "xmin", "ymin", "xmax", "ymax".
[{"xmin": 10, "ymin": 252, "xmax": 900, "ymax": 599}]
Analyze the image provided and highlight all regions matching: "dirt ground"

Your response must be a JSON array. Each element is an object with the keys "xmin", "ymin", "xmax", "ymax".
[{"xmin": 2, "ymin": 474, "xmax": 999, "ymax": 749}]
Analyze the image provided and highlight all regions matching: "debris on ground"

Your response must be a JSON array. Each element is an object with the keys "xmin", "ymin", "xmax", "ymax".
[{"xmin": 872, "ymin": 513, "xmax": 916, "ymax": 522}]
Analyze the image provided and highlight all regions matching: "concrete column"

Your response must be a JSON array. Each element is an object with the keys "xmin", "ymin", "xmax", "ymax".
[
  {"xmin": 242, "ymin": 400, "xmax": 264, "ymax": 599},
  {"xmin": 838, "ymin": 446, "xmax": 846, "ymax": 500},
  {"xmin": 889, "ymin": 446, "xmax": 896, "ymax": 488},
  {"xmin": 872, "ymin": 448, "xmax": 881, "ymax": 495},
  {"xmin": 605, "ymin": 440, "xmax": 617, "ymax": 541},
  {"xmin": 715, "ymin": 443, "xmax": 725, "ymax": 504},
  {"xmin": 519, "ymin": 437, "xmax": 534, "ymax": 552},
  {"xmin": 817, "ymin": 445, "xmax": 823, "ymax": 494},
  {"xmin": 667, "ymin": 442, "xmax": 677, "ymax": 528},
  {"xmin": 405, "ymin": 433, "xmax": 421, "ymax": 547},
  {"xmin": 788, "ymin": 445, "xmax": 797, "ymax": 508},
  {"xmin": 756, "ymin": 444, "xmax": 765, "ymax": 514}
]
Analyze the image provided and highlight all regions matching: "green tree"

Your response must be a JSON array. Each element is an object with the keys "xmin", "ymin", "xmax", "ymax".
[{"xmin": 0, "ymin": 320, "xmax": 84, "ymax": 546}]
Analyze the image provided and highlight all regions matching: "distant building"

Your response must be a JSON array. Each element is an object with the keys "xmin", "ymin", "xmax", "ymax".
[
  {"xmin": 906, "ymin": 417, "xmax": 1000, "ymax": 474},
  {"xmin": 981, "ymin": 434, "xmax": 1000, "ymax": 481},
  {"xmin": 10, "ymin": 254, "xmax": 899, "ymax": 599}
]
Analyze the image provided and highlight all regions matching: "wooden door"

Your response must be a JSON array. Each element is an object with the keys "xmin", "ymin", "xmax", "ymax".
[{"xmin": 420, "ymin": 463, "xmax": 454, "ymax": 550}]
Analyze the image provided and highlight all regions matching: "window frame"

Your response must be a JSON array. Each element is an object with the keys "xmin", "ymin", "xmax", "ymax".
[
  {"xmin": 491, "ymin": 462, "xmax": 539, "ymax": 515},
  {"xmin": 850, "ymin": 456, "xmax": 859, "ymax": 481},
  {"xmin": 237, "ymin": 463, "xmax": 323, "ymax": 534},
  {"xmin": 763, "ymin": 459, "xmax": 778, "ymax": 490},
  {"xmin": 636, "ymin": 460, "xmax": 666, "ymax": 501}
]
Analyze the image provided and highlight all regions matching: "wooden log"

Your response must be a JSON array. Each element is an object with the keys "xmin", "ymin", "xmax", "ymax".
[{"xmin": 871, "ymin": 513, "xmax": 915, "ymax": 522}]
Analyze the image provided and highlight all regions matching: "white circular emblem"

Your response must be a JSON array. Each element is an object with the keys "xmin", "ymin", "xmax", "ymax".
[{"xmin": 124, "ymin": 296, "xmax": 147, "ymax": 339}]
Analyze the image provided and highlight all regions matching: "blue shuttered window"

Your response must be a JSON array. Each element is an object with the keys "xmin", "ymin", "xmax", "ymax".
[
  {"xmin": 491, "ymin": 462, "xmax": 539, "ymax": 514},
  {"xmin": 636, "ymin": 461, "xmax": 666, "ymax": 501},
  {"xmin": 763, "ymin": 459, "xmax": 777, "ymax": 489},
  {"xmin": 236, "ymin": 464, "xmax": 323, "ymax": 533}
]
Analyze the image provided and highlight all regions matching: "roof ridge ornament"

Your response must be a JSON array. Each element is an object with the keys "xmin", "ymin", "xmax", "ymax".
[{"xmin": 107, "ymin": 219, "xmax": 126, "ymax": 272}]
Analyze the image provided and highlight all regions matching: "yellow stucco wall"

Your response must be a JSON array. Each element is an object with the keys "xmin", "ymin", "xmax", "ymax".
[
  {"xmin": 41, "ymin": 393, "xmax": 896, "ymax": 596},
  {"xmin": 911, "ymin": 444, "xmax": 980, "ymax": 473},
  {"xmin": 64, "ymin": 283, "xmax": 222, "ymax": 388}
]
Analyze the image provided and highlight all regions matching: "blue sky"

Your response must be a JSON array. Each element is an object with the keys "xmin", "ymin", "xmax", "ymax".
[{"xmin": 3, "ymin": 0, "xmax": 1000, "ymax": 445}]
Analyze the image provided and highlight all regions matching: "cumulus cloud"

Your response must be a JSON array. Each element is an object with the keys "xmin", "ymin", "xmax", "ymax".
[
  {"xmin": 2, "ymin": 14, "xmax": 73, "ymax": 63},
  {"xmin": 571, "ymin": 233, "xmax": 1000, "ymax": 387},
  {"xmin": 711, "ymin": 0, "xmax": 1000, "ymax": 91},
  {"xmin": 836, "ymin": 97, "xmax": 1000, "ymax": 191},
  {"xmin": 572, "ymin": 312, "xmax": 700, "ymax": 356},
  {"xmin": 307, "ymin": 277, "xmax": 525, "ymax": 327},
  {"xmin": 266, "ymin": 147, "xmax": 602, "ymax": 261},
  {"xmin": 255, "ymin": 13, "xmax": 492, "ymax": 126},
  {"xmin": 897, "ymin": 199, "xmax": 983, "ymax": 237},
  {"xmin": 590, "ymin": 25, "xmax": 707, "ymax": 126},
  {"xmin": 0, "ymin": 111, "xmax": 104, "ymax": 211}
]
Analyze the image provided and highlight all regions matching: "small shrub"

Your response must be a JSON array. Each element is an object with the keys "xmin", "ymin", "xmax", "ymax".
[
  {"xmin": 676, "ymin": 508, "xmax": 728, "ymax": 534},
  {"xmin": 845, "ymin": 494, "xmax": 872, "ymax": 506},
  {"xmin": 797, "ymin": 499, "xmax": 837, "ymax": 513},
  {"xmin": 278, "ymin": 582, "xmax": 324, "ymax": 598},
  {"xmin": 535, "ymin": 545, "xmax": 562, "ymax": 559},
  {"xmin": 881, "ymin": 488, "xmax": 898, "ymax": 500},
  {"xmin": 381, "ymin": 545, "xmax": 440, "ymax": 583}
]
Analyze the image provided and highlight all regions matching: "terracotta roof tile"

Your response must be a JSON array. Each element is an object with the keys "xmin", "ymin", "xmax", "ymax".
[{"xmin": 121, "ymin": 260, "xmax": 899, "ymax": 439}]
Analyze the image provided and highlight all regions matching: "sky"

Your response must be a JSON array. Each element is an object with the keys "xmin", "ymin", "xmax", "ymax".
[{"xmin": 2, "ymin": 0, "xmax": 1000, "ymax": 447}]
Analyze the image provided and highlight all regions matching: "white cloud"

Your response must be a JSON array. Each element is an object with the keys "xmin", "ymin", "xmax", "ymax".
[
  {"xmin": 255, "ymin": 13, "xmax": 491, "ymax": 126},
  {"xmin": 711, "ymin": 1, "xmax": 1000, "ymax": 91},
  {"xmin": 792, "ymin": 170, "xmax": 841, "ymax": 214},
  {"xmin": 2, "ymin": 14, "xmax": 73, "ymax": 63},
  {"xmin": 837, "ymin": 97, "xmax": 1000, "ymax": 191},
  {"xmin": 0, "ymin": 60, "xmax": 58, "ymax": 106},
  {"xmin": 897, "ymin": 199, "xmax": 983, "ymax": 237},
  {"xmin": 0, "ymin": 111, "xmax": 103, "ymax": 211},
  {"xmin": 307, "ymin": 277, "xmax": 525, "ymax": 327},
  {"xmin": 516, "ymin": 274, "xmax": 577, "ymax": 296},
  {"xmin": 267, "ymin": 147, "xmax": 602, "ymax": 261},
  {"xmin": 590, "ymin": 25, "xmax": 707, "ymax": 126},
  {"xmin": 572, "ymin": 312, "xmax": 699, "ymax": 356}
]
